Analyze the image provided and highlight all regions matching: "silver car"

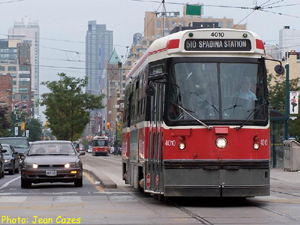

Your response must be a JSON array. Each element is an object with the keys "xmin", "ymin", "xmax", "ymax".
[{"xmin": 20, "ymin": 141, "xmax": 85, "ymax": 188}]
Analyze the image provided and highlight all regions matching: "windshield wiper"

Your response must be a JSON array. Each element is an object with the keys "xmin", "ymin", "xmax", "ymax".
[
  {"xmin": 189, "ymin": 92, "xmax": 219, "ymax": 113},
  {"xmin": 235, "ymin": 101, "xmax": 267, "ymax": 130},
  {"xmin": 170, "ymin": 100, "xmax": 212, "ymax": 130}
]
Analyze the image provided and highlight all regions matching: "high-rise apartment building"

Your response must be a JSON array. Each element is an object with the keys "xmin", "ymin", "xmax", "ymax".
[
  {"xmin": 0, "ymin": 39, "xmax": 32, "ymax": 116},
  {"xmin": 279, "ymin": 26, "xmax": 300, "ymax": 60},
  {"xmin": 85, "ymin": 21, "xmax": 113, "ymax": 96},
  {"xmin": 8, "ymin": 17, "xmax": 39, "ymax": 118}
]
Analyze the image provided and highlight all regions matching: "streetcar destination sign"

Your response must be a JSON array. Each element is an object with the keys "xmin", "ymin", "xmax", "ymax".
[{"xmin": 185, "ymin": 39, "xmax": 252, "ymax": 51}]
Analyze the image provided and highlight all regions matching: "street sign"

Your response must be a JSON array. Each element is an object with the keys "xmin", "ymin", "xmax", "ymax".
[
  {"xmin": 14, "ymin": 127, "xmax": 18, "ymax": 136},
  {"xmin": 26, "ymin": 130, "xmax": 29, "ymax": 138}
]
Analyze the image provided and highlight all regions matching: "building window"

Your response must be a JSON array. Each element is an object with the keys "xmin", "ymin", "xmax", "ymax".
[
  {"xmin": 10, "ymin": 73, "xmax": 17, "ymax": 78},
  {"xmin": 180, "ymin": 21, "xmax": 185, "ymax": 26},
  {"xmin": 165, "ymin": 20, "xmax": 170, "ymax": 29},
  {"xmin": 21, "ymin": 95, "xmax": 28, "ymax": 101},
  {"xmin": 19, "ymin": 66, "xmax": 29, "ymax": 71},
  {"xmin": 19, "ymin": 81, "xmax": 29, "ymax": 86},
  {"xmin": 218, "ymin": 21, "xmax": 223, "ymax": 28},
  {"xmin": 123, "ymin": 75, "xmax": 126, "ymax": 81},
  {"xmin": 13, "ymin": 87, "xmax": 16, "ymax": 93},
  {"xmin": 172, "ymin": 21, "xmax": 177, "ymax": 27},
  {"xmin": 142, "ymin": 41, "xmax": 147, "ymax": 45},
  {"xmin": 19, "ymin": 74, "xmax": 29, "ymax": 78},
  {"xmin": 156, "ymin": 33, "xmax": 162, "ymax": 38},
  {"xmin": 127, "ymin": 61, "xmax": 131, "ymax": 66},
  {"xmin": 156, "ymin": 20, "xmax": 161, "ymax": 28},
  {"xmin": 226, "ymin": 21, "xmax": 232, "ymax": 28},
  {"xmin": 150, "ymin": 41, "xmax": 153, "ymax": 45},
  {"xmin": 19, "ymin": 88, "xmax": 28, "ymax": 93},
  {"xmin": 8, "ymin": 66, "xmax": 16, "ymax": 71},
  {"xmin": 0, "ymin": 66, "xmax": 5, "ymax": 71},
  {"xmin": 13, "ymin": 81, "xmax": 16, "ymax": 85}
]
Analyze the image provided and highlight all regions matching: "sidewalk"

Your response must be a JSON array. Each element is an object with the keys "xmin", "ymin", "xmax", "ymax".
[{"xmin": 270, "ymin": 168, "xmax": 300, "ymax": 183}]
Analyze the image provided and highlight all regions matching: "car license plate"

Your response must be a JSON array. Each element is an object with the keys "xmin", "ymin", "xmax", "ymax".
[{"xmin": 46, "ymin": 170, "xmax": 57, "ymax": 176}]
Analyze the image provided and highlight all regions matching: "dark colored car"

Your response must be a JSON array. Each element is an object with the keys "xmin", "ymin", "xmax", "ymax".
[
  {"xmin": 0, "ymin": 137, "xmax": 30, "ymax": 156},
  {"xmin": 0, "ymin": 144, "xmax": 7, "ymax": 179},
  {"xmin": 20, "ymin": 141, "xmax": 85, "ymax": 188},
  {"xmin": 2, "ymin": 144, "xmax": 20, "ymax": 175}
]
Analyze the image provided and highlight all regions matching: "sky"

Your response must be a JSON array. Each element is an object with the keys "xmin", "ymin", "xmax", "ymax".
[{"xmin": 0, "ymin": 0, "xmax": 300, "ymax": 121}]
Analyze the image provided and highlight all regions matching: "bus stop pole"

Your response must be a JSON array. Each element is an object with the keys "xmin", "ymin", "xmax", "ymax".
[{"xmin": 284, "ymin": 63, "xmax": 290, "ymax": 140}]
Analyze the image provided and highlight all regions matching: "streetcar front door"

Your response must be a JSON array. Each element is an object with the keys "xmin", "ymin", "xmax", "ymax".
[{"xmin": 147, "ymin": 80, "xmax": 165, "ymax": 193}]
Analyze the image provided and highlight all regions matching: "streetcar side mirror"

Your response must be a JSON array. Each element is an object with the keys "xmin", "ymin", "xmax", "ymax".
[
  {"xmin": 146, "ymin": 85, "xmax": 155, "ymax": 96},
  {"xmin": 274, "ymin": 65, "xmax": 285, "ymax": 75}
]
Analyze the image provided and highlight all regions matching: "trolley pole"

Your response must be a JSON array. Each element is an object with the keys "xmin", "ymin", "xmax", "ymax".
[{"xmin": 284, "ymin": 63, "xmax": 290, "ymax": 140}]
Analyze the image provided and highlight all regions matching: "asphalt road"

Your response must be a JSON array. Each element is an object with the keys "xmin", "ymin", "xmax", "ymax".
[{"xmin": 0, "ymin": 154, "xmax": 300, "ymax": 224}]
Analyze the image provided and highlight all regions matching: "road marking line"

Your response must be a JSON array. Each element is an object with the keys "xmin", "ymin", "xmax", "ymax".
[
  {"xmin": 83, "ymin": 172, "xmax": 103, "ymax": 192},
  {"xmin": 0, "ymin": 176, "xmax": 21, "ymax": 190}
]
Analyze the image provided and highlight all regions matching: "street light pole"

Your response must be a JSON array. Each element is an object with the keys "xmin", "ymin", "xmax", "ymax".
[{"xmin": 284, "ymin": 63, "xmax": 290, "ymax": 140}]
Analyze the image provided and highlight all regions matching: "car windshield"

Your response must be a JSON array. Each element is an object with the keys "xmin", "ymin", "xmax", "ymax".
[
  {"xmin": 168, "ymin": 61, "xmax": 267, "ymax": 122},
  {"xmin": 2, "ymin": 146, "xmax": 12, "ymax": 155},
  {"xmin": 0, "ymin": 139, "xmax": 29, "ymax": 148},
  {"xmin": 28, "ymin": 143, "xmax": 76, "ymax": 156}
]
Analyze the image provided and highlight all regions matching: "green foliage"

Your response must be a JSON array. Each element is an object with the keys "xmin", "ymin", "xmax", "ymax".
[
  {"xmin": 40, "ymin": 73, "xmax": 104, "ymax": 141},
  {"xmin": 27, "ymin": 118, "xmax": 42, "ymax": 141},
  {"xmin": 0, "ymin": 107, "xmax": 11, "ymax": 136},
  {"xmin": 268, "ymin": 72, "xmax": 300, "ymax": 138}
]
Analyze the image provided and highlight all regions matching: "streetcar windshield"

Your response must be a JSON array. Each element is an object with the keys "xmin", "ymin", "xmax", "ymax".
[
  {"xmin": 168, "ymin": 60, "xmax": 267, "ymax": 123},
  {"xmin": 92, "ymin": 140, "xmax": 108, "ymax": 147}
]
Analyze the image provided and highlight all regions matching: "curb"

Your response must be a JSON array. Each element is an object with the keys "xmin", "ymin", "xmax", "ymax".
[{"xmin": 83, "ymin": 169, "xmax": 117, "ymax": 189}]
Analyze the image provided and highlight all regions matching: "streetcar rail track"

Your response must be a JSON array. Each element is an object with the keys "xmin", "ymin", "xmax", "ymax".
[{"xmin": 170, "ymin": 201, "xmax": 214, "ymax": 225}]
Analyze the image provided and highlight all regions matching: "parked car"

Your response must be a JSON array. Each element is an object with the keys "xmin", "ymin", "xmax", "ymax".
[
  {"xmin": 20, "ymin": 140, "xmax": 85, "ymax": 188},
  {"xmin": 0, "ymin": 137, "xmax": 30, "ymax": 156},
  {"xmin": 0, "ymin": 144, "xmax": 7, "ymax": 179},
  {"xmin": 2, "ymin": 144, "xmax": 20, "ymax": 175},
  {"xmin": 87, "ymin": 145, "xmax": 92, "ymax": 153},
  {"xmin": 74, "ymin": 143, "xmax": 85, "ymax": 154}
]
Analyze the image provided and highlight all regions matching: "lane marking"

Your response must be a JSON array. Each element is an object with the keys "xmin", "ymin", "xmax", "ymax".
[
  {"xmin": 83, "ymin": 172, "xmax": 103, "ymax": 192},
  {"xmin": 0, "ymin": 176, "xmax": 21, "ymax": 190}
]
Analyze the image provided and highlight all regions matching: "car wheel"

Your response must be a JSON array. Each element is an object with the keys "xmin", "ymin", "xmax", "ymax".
[
  {"xmin": 74, "ymin": 178, "xmax": 83, "ymax": 187},
  {"xmin": 21, "ymin": 178, "xmax": 31, "ymax": 188}
]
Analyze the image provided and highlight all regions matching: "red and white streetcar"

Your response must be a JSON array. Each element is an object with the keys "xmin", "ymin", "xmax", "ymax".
[
  {"xmin": 91, "ymin": 135, "xmax": 109, "ymax": 156},
  {"xmin": 122, "ymin": 28, "xmax": 282, "ymax": 198}
]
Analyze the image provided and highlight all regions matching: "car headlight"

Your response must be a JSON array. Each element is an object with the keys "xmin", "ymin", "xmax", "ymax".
[
  {"xmin": 216, "ymin": 137, "xmax": 227, "ymax": 149},
  {"xmin": 5, "ymin": 159, "xmax": 11, "ymax": 163},
  {"xmin": 32, "ymin": 163, "xmax": 38, "ymax": 169}
]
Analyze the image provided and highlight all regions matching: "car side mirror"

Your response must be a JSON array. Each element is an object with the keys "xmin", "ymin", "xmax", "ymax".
[
  {"xmin": 274, "ymin": 65, "xmax": 285, "ymax": 75},
  {"xmin": 79, "ymin": 151, "xmax": 85, "ymax": 156}
]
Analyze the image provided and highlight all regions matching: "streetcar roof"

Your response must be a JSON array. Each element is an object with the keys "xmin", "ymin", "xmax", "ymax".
[
  {"xmin": 126, "ymin": 28, "xmax": 264, "ymax": 82},
  {"xmin": 93, "ymin": 136, "xmax": 108, "ymax": 140}
]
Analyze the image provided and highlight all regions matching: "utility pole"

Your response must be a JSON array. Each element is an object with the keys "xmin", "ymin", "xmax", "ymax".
[{"xmin": 284, "ymin": 63, "xmax": 290, "ymax": 140}]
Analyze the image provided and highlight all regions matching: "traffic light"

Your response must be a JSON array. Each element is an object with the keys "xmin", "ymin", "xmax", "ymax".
[
  {"xmin": 106, "ymin": 122, "xmax": 110, "ymax": 130},
  {"xmin": 21, "ymin": 122, "xmax": 25, "ymax": 131},
  {"xmin": 45, "ymin": 121, "xmax": 50, "ymax": 129}
]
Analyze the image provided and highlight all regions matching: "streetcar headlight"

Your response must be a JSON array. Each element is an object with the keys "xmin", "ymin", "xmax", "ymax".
[
  {"xmin": 216, "ymin": 137, "xmax": 227, "ymax": 149},
  {"xmin": 178, "ymin": 143, "xmax": 186, "ymax": 150},
  {"xmin": 32, "ymin": 163, "xmax": 38, "ymax": 169},
  {"xmin": 253, "ymin": 143, "xmax": 260, "ymax": 150}
]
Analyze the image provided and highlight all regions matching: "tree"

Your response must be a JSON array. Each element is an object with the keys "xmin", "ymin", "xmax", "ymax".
[
  {"xmin": 268, "ymin": 72, "xmax": 300, "ymax": 138},
  {"xmin": 40, "ymin": 73, "xmax": 104, "ymax": 141},
  {"xmin": 0, "ymin": 107, "xmax": 11, "ymax": 136},
  {"xmin": 27, "ymin": 118, "xmax": 42, "ymax": 141}
]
